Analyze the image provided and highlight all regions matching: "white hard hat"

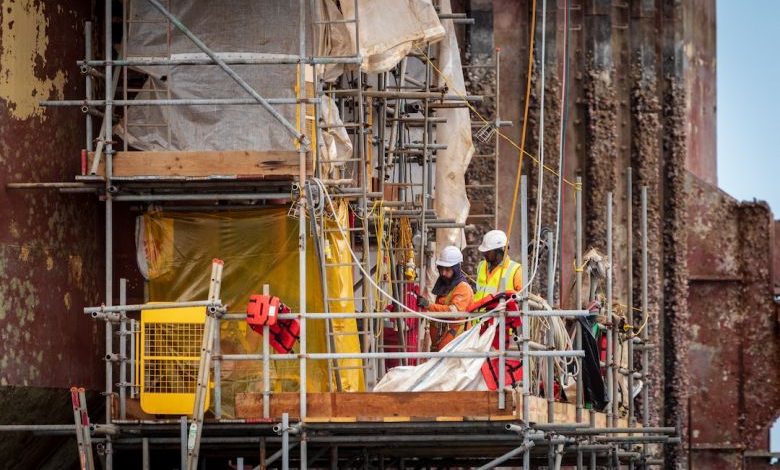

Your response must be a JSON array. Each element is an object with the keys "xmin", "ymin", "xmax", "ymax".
[
  {"xmin": 436, "ymin": 245, "xmax": 463, "ymax": 267},
  {"xmin": 478, "ymin": 229, "xmax": 508, "ymax": 252}
]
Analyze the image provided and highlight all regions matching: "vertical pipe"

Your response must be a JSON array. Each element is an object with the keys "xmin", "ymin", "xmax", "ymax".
[
  {"xmin": 575, "ymin": 176, "xmax": 583, "ymax": 470},
  {"xmin": 130, "ymin": 318, "xmax": 136, "ymax": 399},
  {"xmin": 282, "ymin": 413, "xmax": 290, "ymax": 470},
  {"xmin": 354, "ymin": 0, "xmax": 373, "ymax": 388},
  {"xmin": 626, "ymin": 168, "xmax": 634, "ymax": 426},
  {"xmin": 417, "ymin": 42, "xmax": 430, "ymax": 316},
  {"xmin": 103, "ymin": 7, "xmax": 114, "ymax": 468},
  {"xmin": 119, "ymin": 279, "xmax": 127, "ymax": 420},
  {"xmin": 607, "ymin": 192, "xmax": 616, "ymax": 426},
  {"xmin": 263, "ymin": 284, "xmax": 271, "ymax": 419},
  {"xmin": 641, "ymin": 186, "xmax": 650, "ymax": 459},
  {"xmin": 520, "ymin": 175, "xmax": 530, "ymax": 470},
  {"xmin": 214, "ymin": 314, "xmax": 222, "ymax": 419},
  {"xmin": 142, "ymin": 437, "xmax": 150, "ymax": 470},
  {"xmin": 494, "ymin": 48, "xmax": 501, "ymax": 228},
  {"xmin": 546, "ymin": 230, "xmax": 555, "ymax": 470},
  {"xmin": 237, "ymin": 457, "xmax": 244, "ymax": 469},
  {"xmin": 298, "ymin": 2, "xmax": 308, "ymax": 469},
  {"xmin": 589, "ymin": 409, "xmax": 596, "ymax": 470},
  {"xmin": 85, "ymin": 21, "xmax": 93, "ymax": 152},
  {"xmin": 180, "ymin": 416, "xmax": 187, "ymax": 470}
]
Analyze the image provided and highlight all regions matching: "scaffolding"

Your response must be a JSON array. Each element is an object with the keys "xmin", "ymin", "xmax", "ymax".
[{"xmin": 1, "ymin": 1, "xmax": 677, "ymax": 469}]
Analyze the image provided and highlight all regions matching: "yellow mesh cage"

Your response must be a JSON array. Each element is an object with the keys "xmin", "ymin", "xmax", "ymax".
[{"xmin": 140, "ymin": 306, "xmax": 211, "ymax": 415}]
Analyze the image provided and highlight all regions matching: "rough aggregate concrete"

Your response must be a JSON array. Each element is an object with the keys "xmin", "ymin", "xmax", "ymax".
[
  {"xmin": 463, "ymin": 52, "xmax": 497, "ymax": 274},
  {"xmin": 583, "ymin": 66, "xmax": 618, "ymax": 253},
  {"xmin": 661, "ymin": 77, "xmax": 691, "ymax": 469},
  {"xmin": 630, "ymin": 56, "xmax": 663, "ymax": 427}
]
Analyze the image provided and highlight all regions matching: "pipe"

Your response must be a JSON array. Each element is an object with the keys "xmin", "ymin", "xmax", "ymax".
[
  {"xmin": 641, "ymin": 185, "xmax": 650, "ymax": 463},
  {"xmin": 119, "ymin": 279, "xmax": 127, "ymax": 420},
  {"xmin": 281, "ymin": 413, "xmax": 289, "ymax": 470},
  {"xmin": 78, "ymin": 56, "xmax": 362, "ymax": 67},
  {"xmin": 626, "ymin": 168, "xmax": 635, "ymax": 427},
  {"xmin": 219, "ymin": 310, "xmax": 591, "ymax": 321},
  {"xmin": 84, "ymin": 300, "xmax": 219, "ymax": 314},
  {"xmin": 144, "ymin": 0, "xmax": 308, "ymax": 148},
  {"xmin": 607, "ymin": 192, "xmax": 616, "ymax": 426},
  {"xmin": 113, "ymin": 193, "xmax": 290, "ymax": 202},
  {"xmin": 475, "ymin": 442, "xmax": 535, "ymax": 470},
  {"xmin": 220, "ymin": 350, "xmax": 583, "ymax": 361},
  {"xmin": 520, "ymin": 175, "xmax": 530, "ymax": 470},
  {"xmin": 42, "ymin": 98, "xmax": 318, "ymax": 107}
]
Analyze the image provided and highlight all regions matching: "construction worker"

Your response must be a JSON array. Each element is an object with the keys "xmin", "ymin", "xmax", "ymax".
[
  {"xmin": 474, "ymin": 229, "xmax": 522, "ymax": 301},
  {"xmin": 417, "ymin": 245, "xmax": 474, "ymax": 351}
]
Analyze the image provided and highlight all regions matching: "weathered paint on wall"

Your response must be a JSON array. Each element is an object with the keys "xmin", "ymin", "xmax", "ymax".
[
  {"xmin": 0, "ymin": 0, "xmax": 67, "ymax": 122},
  {"xmin": 0, "ymin": 0, "xmax": 101, "ymax": 389}
]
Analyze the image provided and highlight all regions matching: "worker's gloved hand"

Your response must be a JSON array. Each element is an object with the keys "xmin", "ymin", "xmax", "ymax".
[{"xmin": 416, "ymin": 295, "xmax": 430, "ymax": 309}]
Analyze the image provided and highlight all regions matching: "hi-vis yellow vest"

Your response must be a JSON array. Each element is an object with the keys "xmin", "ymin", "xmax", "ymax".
[{"xmin": 474, "ymin": 259, "xmax": 521, "ymax": 301}]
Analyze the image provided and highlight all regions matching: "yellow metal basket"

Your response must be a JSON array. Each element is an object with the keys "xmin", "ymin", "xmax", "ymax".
[{"xmin": 139, "ymin": 306, "xmax": 211, "ymax": 415}]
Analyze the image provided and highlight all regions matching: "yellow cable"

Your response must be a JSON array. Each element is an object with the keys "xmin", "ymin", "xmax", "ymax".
[
  {"xmin": 415, "ymin": 45, "xmax": 575, "ymax": 190},
  {"xmin": 506, "ymin": 0, "xmax": 537, "ymax": 243}
]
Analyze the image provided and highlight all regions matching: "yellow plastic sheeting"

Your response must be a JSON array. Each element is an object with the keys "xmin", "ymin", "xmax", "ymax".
[
  {"xmin": 323, "ymin": 201, "xmax": 365, "ymax": 391},
  {"xmin": 141, "ymin": 207, "xmax": 359, "ymax": 417}
]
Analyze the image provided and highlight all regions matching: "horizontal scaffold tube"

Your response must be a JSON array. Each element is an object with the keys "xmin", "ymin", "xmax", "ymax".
[
  {"xmin": 41, "ymin": 98, "xmax": 318, "ymax": 107},
  {"xmin": 78, "ymin": 55, "xmax": 362, "ymax": 67},
  {"xmin": 83, "ymin": 300, "xmax": 219, "ymax": 314},
  {"xmin": 219, "ymin": 309, "xmax": 591, "ymax": 321},
  {"xmin": 221, "ymin": 350, "xmax": 584, "ymax": 361}
]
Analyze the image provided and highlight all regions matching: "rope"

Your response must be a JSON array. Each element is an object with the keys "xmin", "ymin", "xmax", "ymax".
[{"xmin": 311, "ymin": 178, "xmax": 502, "ymax": 325}]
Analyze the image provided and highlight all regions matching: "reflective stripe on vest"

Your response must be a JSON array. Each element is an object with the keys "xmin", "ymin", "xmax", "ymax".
[{"xmin": 474, "ymin": 259, "xmax": 521, "ymax": 301}]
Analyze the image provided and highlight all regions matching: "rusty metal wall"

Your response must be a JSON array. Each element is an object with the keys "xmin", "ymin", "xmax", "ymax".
[
  {"xmin": 687, "ymin": 174, "xmax": 780, "ymax": 469},
  {"xmin": 0, "ymin": 0, "xmax": 101, "ymax": 396},
  {"xmin": 489, "ymin": 0, "xmax": 777, "ymax": 468}
]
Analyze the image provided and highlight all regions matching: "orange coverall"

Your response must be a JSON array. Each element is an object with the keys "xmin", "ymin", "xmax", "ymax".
[{"xmin": 425, "ymin": 281, "xmax": 474, "ymax": 351}]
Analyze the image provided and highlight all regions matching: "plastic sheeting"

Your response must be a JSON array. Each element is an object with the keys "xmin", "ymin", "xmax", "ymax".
[
  {"xmin": 322, "ymin": 201, "xmax": 364, "ymax": 391},
  {"xmin": 342, "ymin": 0, "xmax": 445, "ymax": 73},
  {"xmin": 432, "ymin": 0, "xmax": 474, "ymax": 250},
  {"xmin": 373, "ymin": 322, "xmax": 496, "ymax": 392},
  {"xmin": 136, "ymin": 207, "xmax": 364, "ymax": 416},
  {"xmin": 122, "ymin": 0, "xmax": 304, "ymax": 151}
]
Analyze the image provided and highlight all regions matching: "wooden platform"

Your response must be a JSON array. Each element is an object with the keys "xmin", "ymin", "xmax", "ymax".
[
  {"xmin": 235, "ymin": 391, "xmax": 631, "ymax": 428},
  {"xmin": 89, "ymin": 150, "xmax": 311, "ymax": 179}
]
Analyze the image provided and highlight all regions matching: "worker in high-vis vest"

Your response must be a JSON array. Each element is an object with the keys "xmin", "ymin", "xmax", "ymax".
[
  {"xmin": 417, "ymin": 245, "xmax": 474, "ymax": 351},
  {"xmin": 474, "ymin": 229, "xmax": 522, "ymax": 301}
]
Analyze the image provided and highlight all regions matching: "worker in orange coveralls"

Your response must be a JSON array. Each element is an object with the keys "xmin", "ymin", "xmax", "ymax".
[{"xmin": 416, "ymin": 246, "xmax": 474, "ymax": 351}]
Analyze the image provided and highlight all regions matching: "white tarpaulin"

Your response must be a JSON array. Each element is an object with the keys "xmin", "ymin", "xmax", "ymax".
[
  {"xmin": 373, "ymin": 322, "xmax": 496, "ymax": 392},
  {"xmin": 433, "ymin": 0, "xmax": 474, "ymax": 249},
  {"xmin": 122, "ymin": 0, "xmax": 304, "ymax": 151},
  {"xmin": 342, "ymin": 0, "xmax": 445, "ymax": 73}
]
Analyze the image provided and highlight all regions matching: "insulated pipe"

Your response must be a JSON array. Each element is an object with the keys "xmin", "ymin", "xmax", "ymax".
[{"xmin": 144, "ymin": 0, "xmax": 309, "ymax": 148}]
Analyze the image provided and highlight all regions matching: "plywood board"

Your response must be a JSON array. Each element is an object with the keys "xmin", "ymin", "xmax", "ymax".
[
  {"xmin": 89, "ymin": 150, "xmax": 310, "ymax": 178},
  {"xmin": 235, "ymin": 391, "xmax": 632, "ymax": 428},
  {"xmin": 236, "ymin": 391, "xmax": 503, "ymax": 421}
]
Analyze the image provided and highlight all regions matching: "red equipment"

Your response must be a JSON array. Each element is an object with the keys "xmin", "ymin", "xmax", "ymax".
[
  {"xmin": 246, "ymin": 294, "xmax": 300, "ymax": 354},
  {"xmin": 466, "ymin": 291, "xmax": 522, "ymax": 349}
]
